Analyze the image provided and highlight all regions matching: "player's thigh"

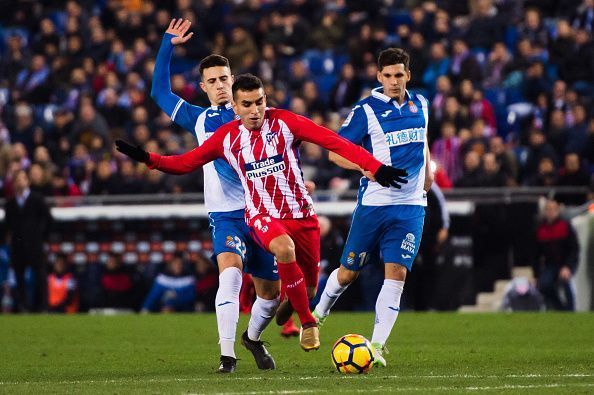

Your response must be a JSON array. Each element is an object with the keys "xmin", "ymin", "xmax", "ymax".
[
  {"xmin": 209, "ymin": 215, "xmax": 248, "ymax": 267},
  {"xmin": 289, "ymin": 216, "xmax": 321, "ymax": 289},
  {"xmin": 380, "ymin": 206, "xmax": 425, "ymax": 272},
  {"xmin": 340, "ymin": 205, "xmax": 383, "ymax": 272},
  {"xmin": 249, "ymin": 215, "xmax": 295, "ymax": 261}
]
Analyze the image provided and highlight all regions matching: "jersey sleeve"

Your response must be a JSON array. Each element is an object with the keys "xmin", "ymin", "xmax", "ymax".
[
  {"xmin": 283, "ymin": 110, "xmax": 382, "ymax": 174},
  {"xmin": 150, "ymin": 33, "xmax": 205, "ymax": 133},
  {"xmin": 337, "ymin": 104, "xmax": 368, "ymax": 145},
  {"xmin": 147, "ymin": 126, "xmax": 226, "ymax": 174}
]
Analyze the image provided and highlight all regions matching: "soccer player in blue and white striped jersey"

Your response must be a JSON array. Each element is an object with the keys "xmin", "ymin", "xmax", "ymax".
[
  {"xmin": 150, "ymin": 19, "xmax": 279, "ymax": 373},
  {"xmin": 312, "ymin": 48, "xmax": 433, "ymax": 367}
]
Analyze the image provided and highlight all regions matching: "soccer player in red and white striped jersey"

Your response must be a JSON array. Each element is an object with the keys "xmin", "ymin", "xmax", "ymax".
[{"xmin": 116, "ymin": 74, "xmax": 407, "ymax": 351}]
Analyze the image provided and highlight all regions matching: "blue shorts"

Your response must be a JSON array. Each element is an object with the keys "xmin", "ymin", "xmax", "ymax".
[
  {"xmin": 208, "ymin": 209, "xmax": 278, "ymax": 281},
  {"xmin": 340, "ymin": 204, "xmax": 425, "ymax": 272}
]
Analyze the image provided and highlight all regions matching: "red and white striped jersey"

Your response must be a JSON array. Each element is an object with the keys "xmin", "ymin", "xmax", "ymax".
[{"xmin": 148, "ymin": 108, "xmax": 382, "ymax": 221}]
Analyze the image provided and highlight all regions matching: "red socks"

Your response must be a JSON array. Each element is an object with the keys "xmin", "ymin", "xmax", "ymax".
[{"xmin": 277, "ymin": 261, "xmax": 315, "ymax": 326}]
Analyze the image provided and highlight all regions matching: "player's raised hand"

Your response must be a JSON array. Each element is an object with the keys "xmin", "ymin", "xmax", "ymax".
[
  {"xmin": 166, "ymin": 18, "xmax": 194, "ymax": 45},
  {"xmin": 374, "ymin": 165, "xmax": 408, "ymax": 189},
  {"xmin": 115, "ymin": 139, "xmax": 149, "ymax": 163}
]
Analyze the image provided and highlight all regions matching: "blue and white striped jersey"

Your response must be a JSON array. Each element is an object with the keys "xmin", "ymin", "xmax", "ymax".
[
  {"xmin": 152, "ymin": 34, "xmax": 244, "ymax": 213},
  {"xmin": 172, "ymin": 101, "xmax": 245, "ymax": 212},
  {"xmin": 339, "ymin": 87, "xmax": 429, "ymax": 206}
]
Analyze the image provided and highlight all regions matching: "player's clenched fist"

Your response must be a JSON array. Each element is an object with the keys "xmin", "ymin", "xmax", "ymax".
[
  {"xmin": 374, "ymin": 165, "xmax": 408, "ymax": 189},
  {"xmin": 115, "ymin": 140, "xmax": 149, "ymax": 163}
]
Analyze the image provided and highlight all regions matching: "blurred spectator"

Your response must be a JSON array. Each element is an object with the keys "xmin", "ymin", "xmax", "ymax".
[
  {"xmin": 4, "ymin": 170, "xmax": 52, "ymax": 312},
  {"xmin": 527, "ymin": 157, "xmax": 558, "ymax": 186},
  {"xmin": 534, "ymin": 199, "xmax": 579, "ymax": 311},
  {"xmin": 194, "ymin": 253, "xmax": 218, "ymax": 312},
  {"xmin": 481, "ymin": 152, "xmax": 507, "ymax": 186},
  {"xmin": 489, "ymin": 136, "xmax": 518, "ymax": 185},
  {"xmin": 522, "ymin": 129, "xmax": 559, "ymax": 183},
  {"xmin": 449, "ymin": 39, "xmax": 482, "ymax": 84},
  {"xmin": 141, "ymin": 253, "xmax": 196, "ymax": 313},
  {"xmin": 557, "ymin": 152, "xmax": 590, "ymax": 205},
  {"xmin": 501, "ymin": 277, "xmax": 545, "ymax": 311},
  {"xmin": 329, "ymin": 63, "xmax": 361, "ymax": 112},
  {"xmin": 517, "ymin": 7, "xmax": 549, "ymax": 48},
  {"xmin": 455, "ymin": 151, "xmax": 483, "ymax": 187},
  {"xmin": 47, "ymin": 254, "xmax": 78, "ymax": 314},
  {"xmin": 100, "ymin": 253, "xmax": 141, "ymax": 310},
  {"xmin": 571, "ymin": 0, "xmax": 594, "ymax": 32},
  {"xmin": 465, "ymin": 0, "xmax": 504, "ymax": 49},
  {"xmin": 483, "ymin": 42, "xmax": 512, "ymax": 88},
  {"xmin": 431, "ymin": 121, "xmax": 462, "ymax": 181}
]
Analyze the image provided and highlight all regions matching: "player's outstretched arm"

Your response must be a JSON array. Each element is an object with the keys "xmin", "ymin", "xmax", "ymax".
[
  {"xmin": 116, "ymin": 130, "xmax": 223, "ymax": 175},
  {"xmin": 150, "ymin": 19, "xmax": 203, "ymax": 132},
  {"xmin": 285, "ymin": 111, "xmax": 408, "ymax": 188}
]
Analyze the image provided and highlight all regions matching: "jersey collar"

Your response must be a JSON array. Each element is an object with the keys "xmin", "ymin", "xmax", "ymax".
[
  {"xmin": 371, "ymin": 87, "xmax": 411, "ymax": 108},
  {"xmin": 210, "ymin": 102, "xmax": 233, "ymax": 111}
]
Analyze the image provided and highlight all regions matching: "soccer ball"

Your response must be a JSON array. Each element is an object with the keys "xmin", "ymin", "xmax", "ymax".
[{"xmin": 331, "ymin": 334, "xmax": 374, "ymax": 374}]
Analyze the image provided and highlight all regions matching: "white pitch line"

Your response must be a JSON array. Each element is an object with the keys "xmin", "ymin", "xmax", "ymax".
[
  {"xmin": 0, "ymin": 373, "xmax": 592, "ymax": 386},
  {"xmin": 215, "ymin": 383, "xmax": 594, "ymax": 395}
]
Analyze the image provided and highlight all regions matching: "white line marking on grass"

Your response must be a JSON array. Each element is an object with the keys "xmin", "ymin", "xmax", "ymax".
[
  {"xmin": 1, "ymin": 373, "xmax": 592, "ymax": 387},
  {"xmin": 213, "ymin": 384, "xmax": 594, "ymax": 395}
]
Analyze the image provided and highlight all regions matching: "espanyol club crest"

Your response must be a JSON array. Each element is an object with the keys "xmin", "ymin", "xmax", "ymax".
[
  {"xmin": 225, "ymin": 236, "xmax": 236, "ymax": 248},
  {"xmin": 346, "ymin": 252, "xmax": 356, "ymax": 265},
  {"xmin": 408, "ymin": 101, "xmax": 418, "ymax": 113}
]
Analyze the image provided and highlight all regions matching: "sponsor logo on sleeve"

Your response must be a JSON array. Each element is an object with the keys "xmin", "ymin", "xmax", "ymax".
[{"xmin": 244, "ymin": 154, "xmax": 286, "ymax": 180}]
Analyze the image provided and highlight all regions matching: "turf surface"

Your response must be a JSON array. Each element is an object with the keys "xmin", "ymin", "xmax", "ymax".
[{"xmin": 0, "ymin": 312, "xmax": 592, "ymax": 394}]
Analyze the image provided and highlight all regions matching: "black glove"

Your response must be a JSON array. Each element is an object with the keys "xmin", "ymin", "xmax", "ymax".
[
  {"xmin": 374, "ymin": 165, "xmax": 408, "ymax": 188},
  {"xmin": 115, "ymin": 139, "xmax": 149, "ymax": 163}
]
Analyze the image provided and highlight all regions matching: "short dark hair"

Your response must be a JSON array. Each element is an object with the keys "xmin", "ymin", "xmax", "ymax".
[
  {"xmin": 232, "ymin": 73, "xmax": 264, "ymax": 98},
  {"xmin": 377, "ymin": 48, "xmax": 410, "ymax": 71},
  {"xmin": 198, "ymin": 55, "xmax": 230, "ymax": 77}
]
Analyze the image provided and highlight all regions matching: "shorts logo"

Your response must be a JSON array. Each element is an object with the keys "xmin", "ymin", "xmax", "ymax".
[
  {"xmin": 408, "ymin": 101, "xmax": 418, "ymax": 113},
  {"xmin": 346, "ymin": 252, "xmax": 356, "ymax": 265},
  {"xmin": 253, "ymin": 217, "xmax": 271, "ymax": 233},
  {"xmin": 401, "ymin": 233, "xmax": 416, "ymax": 253},
  {"xmin": 244, "ymin": 154, "xmax": 286, "ymax": 180}
]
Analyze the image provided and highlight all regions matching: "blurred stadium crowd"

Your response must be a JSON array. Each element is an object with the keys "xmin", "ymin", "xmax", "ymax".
[{"xmin": 0, "ymin": 0, "xmax": 593, "ymax": 199}]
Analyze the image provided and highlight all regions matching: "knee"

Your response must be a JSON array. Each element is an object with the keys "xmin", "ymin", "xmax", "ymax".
[
  {"xmin": 270, "ymin": 241, "xmax": 295, "ymax": 262},
  {"xmin": 306, "ymin": 286, "xmax": 317, "ymax": 299},
  {"xmin": 257, "ymin": 286, "xmax": 280, "ymax": 300},
  {"xmin": 337, "ymin": 267, "xmax": 358, "ymax": 286}
]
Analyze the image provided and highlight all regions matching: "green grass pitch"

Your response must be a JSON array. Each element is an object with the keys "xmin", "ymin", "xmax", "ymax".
[{"xmin": 1, "ymin": 313, "xmax": 593, "ymax": 394}]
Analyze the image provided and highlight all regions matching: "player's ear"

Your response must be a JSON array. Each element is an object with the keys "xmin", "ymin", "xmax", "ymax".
[
  {"xmin": 406, "ymin": 69, "xmax": 411, "ymax": 82},
  {"xmin": 376, "ymin": 70, "xmax": 383, "ymax": 84},
  {"xmin": 230, "ymin": 74, "xmax": 234, "ymax": 84},
  {"xmin": 199, "ymin": 81, "xmax": 207, "ymax": 93}
]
